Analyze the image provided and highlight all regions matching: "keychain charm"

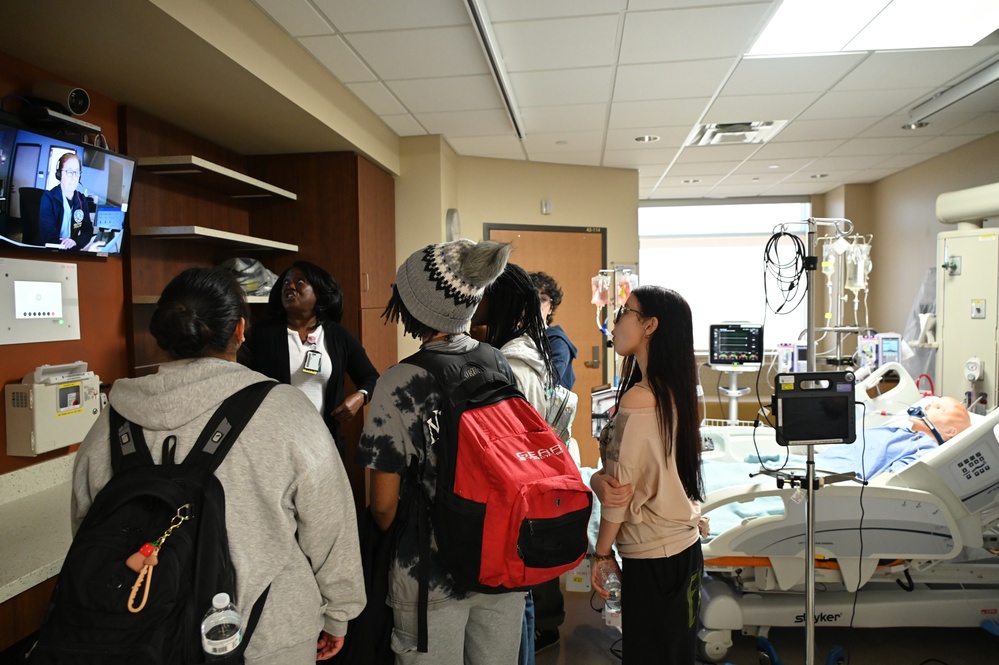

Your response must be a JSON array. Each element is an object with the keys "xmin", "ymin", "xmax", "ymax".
[{"xmin": 127, "ymin": 504, "xmax": 189, "ymax": 613}]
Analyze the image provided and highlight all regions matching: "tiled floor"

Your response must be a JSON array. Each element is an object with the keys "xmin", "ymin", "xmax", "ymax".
[{"xmin": 536, "ymin": 582, "xmax": 999, "ymax": 665}]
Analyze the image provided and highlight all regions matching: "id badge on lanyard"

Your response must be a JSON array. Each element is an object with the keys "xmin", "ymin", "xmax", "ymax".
[
  {"xmin": 302, "ymin": 333, "xmax": 323, "ymax": 374},
  {"xmin": 303, "ymin": 349, "xmax": 322, "ymax": 374}
]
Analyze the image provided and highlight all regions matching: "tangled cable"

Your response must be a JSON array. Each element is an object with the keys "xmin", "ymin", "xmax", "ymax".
[{"xmin": 764, "ymin": 227, "xmax": 808, "ymax": 315}]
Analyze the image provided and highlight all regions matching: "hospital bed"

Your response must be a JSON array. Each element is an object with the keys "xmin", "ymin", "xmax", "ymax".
[{"xmin": 694, "ymin": 369, "xmax": 999, "ymax": 662}]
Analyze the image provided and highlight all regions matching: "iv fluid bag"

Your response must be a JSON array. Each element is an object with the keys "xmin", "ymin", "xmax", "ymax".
[
  {"xmin": 821, "ymin": 243, "xmax": 836, "ymax": 277},
  {"xmin": 845, "ymin": 243, "xmax": 871, "ymax": 291}
]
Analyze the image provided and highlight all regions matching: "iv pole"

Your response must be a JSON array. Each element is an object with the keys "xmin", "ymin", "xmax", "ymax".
[{"xmin": 802, "ymin": 216, "xmax": 852, "ymax": 665}]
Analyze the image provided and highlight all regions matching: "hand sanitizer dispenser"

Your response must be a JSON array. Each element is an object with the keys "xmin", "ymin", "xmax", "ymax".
[{"xmin": 5, "ymin": 361, "xmax": 101, "ymax": 456}]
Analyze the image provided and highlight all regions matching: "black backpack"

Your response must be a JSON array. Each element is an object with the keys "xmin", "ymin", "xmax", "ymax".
[{"xmin": 29, "ymin": 381, "xmax": 276, "ymax": 665}]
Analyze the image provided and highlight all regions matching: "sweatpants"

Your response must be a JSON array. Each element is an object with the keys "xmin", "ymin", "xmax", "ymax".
[
  {"xmin": 391, "ymin": 591, "xmax": 525, "ymax": 665},
  {"xmin": 621, "ymin": 540, "xmax": 703, "ymax": 665}
]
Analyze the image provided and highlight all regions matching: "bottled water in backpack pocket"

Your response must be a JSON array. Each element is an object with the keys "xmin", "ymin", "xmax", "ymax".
[{"xmin": 202, "ymin": 592, "xmax": 243, "ymax": 658}]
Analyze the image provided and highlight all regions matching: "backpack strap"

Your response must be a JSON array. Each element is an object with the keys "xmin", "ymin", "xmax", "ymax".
[
  {"xmin": 183, "ymin": 380, "xmax": 277, "ymax": 473},
  {"xmin": 108, "ymin": 406, "xmax": 155, "ymax": 474}
]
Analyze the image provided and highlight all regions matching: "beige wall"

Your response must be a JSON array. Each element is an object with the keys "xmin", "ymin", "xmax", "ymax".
[
  {"xmin": 456, "ymin": 156, "xmax": 639, "ymax": 268},
  {"xmin": 868, "ymin": 132, "xmax": 999, "ymax": 333},
  {"xmin": 394, "ymin": 141, "xmax": 639, "ymax": 356}
]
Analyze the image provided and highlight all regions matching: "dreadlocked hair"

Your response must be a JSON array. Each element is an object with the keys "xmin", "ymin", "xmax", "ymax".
[
  {"xmin": 382, "ymin": 285, "xmax": 438, "ymax": 340},
  {"xmin": 483, "ymin": 264, "xmax": 558, "ymax": 390}
]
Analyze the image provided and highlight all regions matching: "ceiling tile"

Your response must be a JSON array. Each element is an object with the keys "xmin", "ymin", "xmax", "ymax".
[
  {"xmin": 313, "ymin": 0, "xmax": 469, "ymax": 32},
  {"xmin": 253, "ymin": 0, "xmax": 334, "ymax": 37},
  {"xmin": 414, "ymin": 108, "xmax": 514, "ymax": 136},
  {"xmin": 752, "ymin": 140, "xmax": 845, "ymax": 159},
  {"xmin": 493, "ymin": 15, "xmax": 621, "ymax": 72},
  {"xmin": 717, "ymin": 171, "xmax": 785, "ymax": 186},
  {"xmin": 528, "ymin": 151, "xmax": 605, "ymax": 166},
  {"xmin": 523, "ymin": 130, "xmax": 604, "ymax": 152},
  {"xmin": 345, "ymin": 27, "xmax": 488, "ymax": 79},
  {"xmin": 298, "ymin": 35, "xmax": 376, "ymax": 83},
  {"xmin": 834, "ymin": 47, "xmax": 999, "ymax": 91},
  {"xmin": 780, "ymin": 170, "xmax": 858, "ymax": 184},
  {"xmin": 614, "ymin": 59, "xmax": 738, "ymax": 102},
  {"xmin": 509, "ymin": 67, "xmax": 614, "ymax": 106},
  {"xmin": 704, "ymin": 92, "xmax": 822, "ymax": 123},
  {"xmin": 798, "ymin": 88, "xmax": 927, "ymax": 120},
  {"xmin": 628, "ymin": 0, "xmax": 766, "ymax": 9},
  {"xmin": 672, "ymin": 144, "xmax": 757, "ymax": 164},
  {"xmin": 484, "ymin": 0, "xmax": 627, "ymax": 22},
  {"xmin": 874, "ymin": 152, "xmax": 938, "ymax": 169},
  {"xmin": 723, "ymin": 53, "xmax": 865, "ymax": 96},
  {"xmin": 904, "ymin": 134, "xmax": 981, "ymax": 155},
  {"xmin": 381, "ymin": 114, "xmax": 427, "ymax": 136},
  {"xmin": 799, "ymin": 155, "xmax": 878, "ymax": 171},
  {"xmin": 665, "ymin": 161, "xmax": 737, "ymax": 177},
  {"xmin": 521, "ymin": 104, "xmax": 608, "ymax": 133},
  {"xmin": 619, "ymin": 4, "xmax": 772, "ymax": 64},
  {"xmin": 734, "ymin": 157, "xmax": 815, "ymax": 174},
  {"xmin": 856, "ymin": 114, "xmax": 975, "ymax": 138},
  {"xmin": 605, "ymin": 126, "xmax": 691, "ymax": 151},
  {"xmin": 447, "ymin": 134, "xmax": 525, "ymax": 157},
  {"xmin": 387, "ymin": 75, "xmax": 502, "ymax": 113},
  {"xmin": 609, "ymin": 98, "xmax": 711, "ymax": 129},
  {"xmin": 945, "ymin": 112, "xmax": 999, "ymax": 135},
  {"xmin": 603, "ymin": 148, "xmax": 681, "ymax": 167},
  {"xmin": 346, "ymin": 81, "xmax": 407, "ymax": 115},
  {"xmin": 773, "ymin": 116, "xmax": 881, "ymax": 142},
  {"xmin": 828, "ymin": 136, "xmax": 931, "ymax": 157}
]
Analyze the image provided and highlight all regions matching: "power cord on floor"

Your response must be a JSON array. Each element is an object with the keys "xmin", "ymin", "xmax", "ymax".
[{"xmin": 610, "ymin": 637, "xmax": 622, "ymax": 660}]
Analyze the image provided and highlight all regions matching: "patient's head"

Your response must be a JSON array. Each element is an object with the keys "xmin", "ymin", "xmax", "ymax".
[{"xmin": 910, "ymin": 396, "xmax": 972, "ymax": 443}]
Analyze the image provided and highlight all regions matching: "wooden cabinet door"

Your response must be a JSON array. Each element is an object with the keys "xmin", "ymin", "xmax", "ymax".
[
  {"xmin": 357, "ymin": 158, "xmax": 396, "ymax": 310},
  {"xmin": 485, "ymin": 226, "xmax": 606, "ymax": 469}
]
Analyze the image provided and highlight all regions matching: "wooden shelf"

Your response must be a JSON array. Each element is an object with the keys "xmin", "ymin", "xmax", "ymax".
[
  {"xmin": 132, "ymin": 225, "xmax": 298, "ymax": 251},
  {"xmin": 137, "ymin": 155, "xmax": 297, "ymax": 200},
  {"xmin": 133, "ymin": 294, "xmax": 270, "ymax": 304}
]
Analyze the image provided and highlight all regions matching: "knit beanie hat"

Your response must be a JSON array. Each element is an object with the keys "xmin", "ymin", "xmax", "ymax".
[{"xmin": 395, "ymin": 239, "xmax": 511, "ymax": 334}]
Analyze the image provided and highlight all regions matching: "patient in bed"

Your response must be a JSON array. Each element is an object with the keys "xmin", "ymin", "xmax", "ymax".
[{"xmin": 816, "ymin": 396, "xmax": 971, "ymax": 481}]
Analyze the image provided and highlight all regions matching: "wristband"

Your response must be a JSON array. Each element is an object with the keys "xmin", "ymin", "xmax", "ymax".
[{"xmin": 592, "ymin": 552, "xmax": 616, "ymax": 562}]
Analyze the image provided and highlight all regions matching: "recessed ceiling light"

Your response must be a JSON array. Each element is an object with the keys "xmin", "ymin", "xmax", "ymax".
[
  {"xmin": 752, "ymin": 177, "xmax": 760, "ymax": 182},
  {"xmin": 681, "ymin": 178, "xmax": 701, "ymax": 184},
  {"xmin": 901, "ymin": 121, "xmax": 929, "ymax": 130},
  {"xmin": 555, "ymin": 140, "xmax": 568, "ymax": 145},
  {"xmin": 810, "ymin": 173, "xmax": 829, "ymax": 179},
  {"xmin": 769, "ymin": 164, "xmax": 780, "ymax": 170},
  {"xmin": 634, "ymin": 135, "xmax": 660, "ymax": 143}
]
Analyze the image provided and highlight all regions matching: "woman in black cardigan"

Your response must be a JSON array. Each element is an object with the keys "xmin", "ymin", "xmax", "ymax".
[{"xmin": 242, "ymin": 260, "xmax": 378, "ymax": 459}]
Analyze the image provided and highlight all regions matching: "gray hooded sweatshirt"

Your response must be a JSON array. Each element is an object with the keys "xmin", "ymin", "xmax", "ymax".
[{"xmin": 71, "ymin": 357, "xmax": 364, "ymax": 664}]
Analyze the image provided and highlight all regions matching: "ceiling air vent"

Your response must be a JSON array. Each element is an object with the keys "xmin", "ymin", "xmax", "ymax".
[{"xmin": 686, "ymin": 120, "xmax": 787, "ymax": 147}]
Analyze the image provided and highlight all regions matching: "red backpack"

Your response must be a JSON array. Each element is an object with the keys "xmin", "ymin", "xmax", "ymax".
[{"xmin": 405, "ymin": 343, "xmax": 592, "ymax": 597}]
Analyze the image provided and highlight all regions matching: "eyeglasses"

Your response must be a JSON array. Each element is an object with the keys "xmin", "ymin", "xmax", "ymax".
[
  {"xmin": 613, "ymin": 305, "xmax": 645, "ymax": 324},
  {"xmin": 62, "ymin": 169, "xmax": 80, "ymax": 177}
]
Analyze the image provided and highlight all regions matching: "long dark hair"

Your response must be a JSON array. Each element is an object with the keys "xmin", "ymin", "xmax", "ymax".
[
  {"xmin": 481, "ymin": 264, "xmax": 557, "ymax": 390},
  {"xmin": 617, "ymin": 285, "xmax": 704, "ymax": 502},
  {"xmin": 267, "ymin": 261, "xmax": 344, "ymax": 324},
  {"xmin": 150, "ymin": 267, "xmax": 248, "ymax": 360},
  {"xmin": 383, "ymin": 284, "xmax": 438, "ymax": 340}
]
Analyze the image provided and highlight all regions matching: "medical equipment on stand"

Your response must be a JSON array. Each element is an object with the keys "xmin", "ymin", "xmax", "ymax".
[
  {"xmin": 709, "ymin": 323, "xmax": 764, "ymax": 425},
  {"xmin": 5, "ymin": 361, "xmax": 102, "ymax": 456},
  {"xmin": 935, "ymin": 182, "xmax": 999, "ymax": 409},
  {"xmin": 593, "ymin": 266, "xmax": 639, "ymax": 386}
]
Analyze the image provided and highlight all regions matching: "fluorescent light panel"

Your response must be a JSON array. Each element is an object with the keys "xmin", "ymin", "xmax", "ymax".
[{"xmin": 749, "ymin": 0, "xmax": 999, "ymax": 56}]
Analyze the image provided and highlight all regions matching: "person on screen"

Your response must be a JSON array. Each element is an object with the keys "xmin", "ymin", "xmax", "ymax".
[
  {"xmin": 38, "ymin": 153, "xmax": 93, "ymax": 249},
  {"xmin": 816, "ymin": 396, "xmax": 972, "ymax": 480}
]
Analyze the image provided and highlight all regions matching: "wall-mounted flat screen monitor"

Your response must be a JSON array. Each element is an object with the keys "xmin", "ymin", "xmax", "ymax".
[
  {"xmin": 0, "ymin": 121, "xmax": 136, "ymax": 256},
  {"xmin": 709, "ymin": 323, "xmax": 764, "ymax": 370}
]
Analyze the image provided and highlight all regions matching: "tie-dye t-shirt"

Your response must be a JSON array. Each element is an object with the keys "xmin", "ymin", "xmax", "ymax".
[{"xmin": 356, "ymin": 334, "xmax": 515, "ymax": 610}]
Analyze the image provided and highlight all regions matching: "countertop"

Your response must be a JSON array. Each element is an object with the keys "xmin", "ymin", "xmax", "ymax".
[{"xmin": 0, "ymin": 454, "xmax": 74, "ymax": 604}]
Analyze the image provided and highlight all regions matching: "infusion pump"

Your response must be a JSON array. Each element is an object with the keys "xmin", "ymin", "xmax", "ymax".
[{"xmin": 5, "ymin": 361, "xmax": 101, "ymax": 457}]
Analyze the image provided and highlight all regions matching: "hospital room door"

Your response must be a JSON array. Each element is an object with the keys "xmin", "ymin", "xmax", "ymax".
[{"xmin": 485, "ymin": 225, "xmax": 606, "ymax": 469}]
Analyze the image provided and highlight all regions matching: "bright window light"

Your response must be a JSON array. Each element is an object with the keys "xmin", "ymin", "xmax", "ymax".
[{"xmin": 749, "ymin": 0, "xmax": 999, "ymax": 57}]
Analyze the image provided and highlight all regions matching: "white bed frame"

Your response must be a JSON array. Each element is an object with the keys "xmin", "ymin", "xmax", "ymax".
[{"xmin": 696, "ymin": 398, "xmax": 999, "ymax": 663}]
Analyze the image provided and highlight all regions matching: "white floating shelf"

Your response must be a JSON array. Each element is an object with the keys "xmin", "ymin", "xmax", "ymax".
[
  {"xmin": 137, "ymin": 155, "xmax": 297, "ymax": 200},
  {"xmin": 132, "ymin": 225, "xmax": 297, "ymax": 251}
]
